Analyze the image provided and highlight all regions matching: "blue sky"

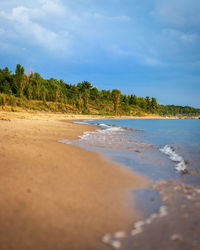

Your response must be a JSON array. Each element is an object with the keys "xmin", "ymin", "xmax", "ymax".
[{"xmin": 0, "ymin": 0, "xmax": 200, "ymax": 107}]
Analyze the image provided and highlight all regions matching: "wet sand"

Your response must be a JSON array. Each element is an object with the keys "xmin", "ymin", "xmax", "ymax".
[
  {"xmin": 102, "ymin": 181, "xmax": 200, "ymax": 250},
  {"xmin": 0, "ymin": 111, "xmax": 148, "ymax": 250}
]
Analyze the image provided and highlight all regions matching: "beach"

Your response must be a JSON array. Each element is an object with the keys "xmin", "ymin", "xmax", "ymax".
[
  {"xmin": 0, "ymin": 111, "xmax": 148, "ymax": 250},
  {"xmin": 1, "ymin": 111, "xmax": 200, "ymax": 250}
]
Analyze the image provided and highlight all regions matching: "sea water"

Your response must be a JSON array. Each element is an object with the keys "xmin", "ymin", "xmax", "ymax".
[{"xmin": 60, "ymin": 119, "xmax": 200, "ymax": 183}]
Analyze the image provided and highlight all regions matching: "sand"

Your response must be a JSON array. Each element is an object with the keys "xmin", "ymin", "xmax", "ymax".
[
  {"xmin": 103, "ymin": 180, "xmax": 200, "ymax": 250},
  {"xmin": 0, "ymin": 111, "xmax": 148, "ymax": 250}
]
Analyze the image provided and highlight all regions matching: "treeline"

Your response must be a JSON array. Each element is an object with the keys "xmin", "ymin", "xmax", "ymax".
[{"xmin": 0, "ymin": 64, "xmax": 199, "ymax": 116}]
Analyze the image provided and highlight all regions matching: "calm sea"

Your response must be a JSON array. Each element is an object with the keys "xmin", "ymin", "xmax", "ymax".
[{"xmin": 60, "ymin": 119, "xmax": 200, "ymax": 184}]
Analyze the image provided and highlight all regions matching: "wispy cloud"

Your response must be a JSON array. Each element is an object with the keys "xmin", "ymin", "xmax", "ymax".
[
  {"xmin": 0, "ymin": 1, "xmax": 70, "ymax": 54},
  {"xmin": 162, "ymin": 29, "xmax": 199, "ymax": 44},
  {"xmin": 110, "ymin": 44, "xmax": 162, "ymax": 66},
  {"xmin": 0, "ymin": 0, "xmax": 133, "ymax": 58},
  {"xmin": 38, "ymin": 0, "xmax": 66, "ymax": 16},
  {"xmin": 1, "ymin": 0, "xmax": 199, "ymax": 67},
  {"xmin": 93, "ymin": 13, "xmax": 131, "ymax": 22}
]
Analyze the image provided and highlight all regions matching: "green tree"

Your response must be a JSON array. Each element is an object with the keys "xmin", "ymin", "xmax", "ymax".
[
  {"xmin": 100, "ymin": 89, "xmax": 111, "ymax": 103},
  {"xmin": 145, "ymin": 96, "xmax": 151, "ymax": 111},
  {"xmin": 0, "ymin": 67, "xmax": 13, "ymax": 95},
  {"xmin": 14, "ymin": 64, "xmax": 25, "ymax": 97},
  {"xmin": 137, "ymin": 97, "xmax": 146, "ymax": 109},
  {"xmin": 41, "ymin": 86, "xmax": 47, "ymax": 103},
  {"xmin": 25, "ymin": 71, "xmax": 34, "ymax": 100},
  {"xmin": 90, "ymin": 87, "xmax": 99, "ymax": 101},
  {"xmin": 33, "ymin": 73, "xmax": 42, "ymax": 100},
  {"xmin": 151, "ymin": 97, "xmax": 158, "ymax": 112},
  {"xmin": 112, "ymin": 89, "xmax": 121, "ymax": 112},
  {"xmin": 129, "ymin": 95, "xmax": 138, "ymax": 106},
  {"xmin": 77, "ymin": 81, "xmax": 92, "ymax": 111},
  {"xmin": 121, "ymin": 95, "xmax": 128, "ymax": 104}
]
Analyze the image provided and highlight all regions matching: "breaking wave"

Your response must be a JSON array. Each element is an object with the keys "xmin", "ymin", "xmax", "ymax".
[
  {"xmin": 78, "ymin": 124, "xmax": 127, "ymax": 148},
  {"xmin": 160, "ymin": 145, "xmax": 187, "ymax": 173},
  {"xmin": 61, "ymin": 122, "xmax": 148, "ymax": 151}
]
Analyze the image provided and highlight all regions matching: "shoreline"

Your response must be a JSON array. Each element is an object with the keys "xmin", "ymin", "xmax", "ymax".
[
  {"xmin": 0, "ymin": 110, "xmax": 199, "ymax": 122},
  {"xmin": 1, "ymin": 110, "xmax": 199, "ymax": 250},
  {"xmin": 103, "ymin": 180, "xmax": 200, "ymax": 250},
  {"xmin": 0, "ymin": 111, "xmax": 148, "ymax": 250},
  {"xmin": 63, "ymin": 116, "xmax": 200, "ymax": 250}
]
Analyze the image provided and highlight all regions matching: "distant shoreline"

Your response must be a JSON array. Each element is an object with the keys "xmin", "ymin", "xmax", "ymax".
[
  {"xmin": 0, "ymin": 110, "xmax": 199, "ymax": 121},
  {"xmin": 1, "ymin": 65, "xmax": 200, "ymax": 118}
]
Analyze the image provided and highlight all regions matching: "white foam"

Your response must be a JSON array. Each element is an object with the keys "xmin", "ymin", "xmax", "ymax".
[
  {"xmin": 58, "ymin": 139, "xmax": 72, "ymax": 144},
  {"xmin": 79, "ymin": 131, "xmax": 94, "ymax": 140},
  {"xmin": 104, "ymin": 127, "xmax": 124, "ymax": 132},
  {"xmin": 73, "ymin": 121, "xmax": 91, "ymax": 125},
  {"xmin": 72, "ymin": 123, "xmax": 128, "ymax": 151},
  {"xmin": 160, "ymin": 145, "xmax": 187, "ymax": 172},
  {"xmin": 79, "ymin": 124, "xmax": 124, "ymax": 141},
  {"xmin": 98, "ymin": 123, "xmax": 112, "ymax": 128}
]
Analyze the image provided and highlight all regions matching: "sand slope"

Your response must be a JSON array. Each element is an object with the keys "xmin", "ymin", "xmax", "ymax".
[{"xmin": 0, "ymin": 112, "xmax": 147, "ymax": 250}]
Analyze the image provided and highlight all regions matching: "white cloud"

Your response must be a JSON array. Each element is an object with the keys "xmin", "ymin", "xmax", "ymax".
[
  {"xmin": 0, "ymin": 0, "xmax": 132, "ymax": 58},
  {"xmin": 0, "ymin": 0, "xmax": 198, "ymax": 69},
  {"xmin": 0, "ymin": 2, "xmax": 70, "ymax": 54},
  {"xmin": 38, "ymin": 0, "xmax": 66, "ymax": 16}
]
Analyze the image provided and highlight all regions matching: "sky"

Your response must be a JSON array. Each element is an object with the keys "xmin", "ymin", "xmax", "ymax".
[{"xmin": 0, "ymin": 0, "xmax": 200, "ymax": 107}]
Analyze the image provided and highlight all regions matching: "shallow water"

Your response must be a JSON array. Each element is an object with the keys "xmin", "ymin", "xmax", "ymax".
[
  {"xmin": 60, "ymin": 118, "xmax": 200, "ymax": 246},
  {"xmin": 60, "ymin": 119, "xmax": 200, "ymax": 183},
  {"xmin": 132, "ymin": 189, "xmax": 163, "ymax": 219}
]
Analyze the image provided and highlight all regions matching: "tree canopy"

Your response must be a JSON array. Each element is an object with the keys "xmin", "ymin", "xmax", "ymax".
[{"xmin": 0, "ymin": 64, "xmax": 199, "ymax": 117}]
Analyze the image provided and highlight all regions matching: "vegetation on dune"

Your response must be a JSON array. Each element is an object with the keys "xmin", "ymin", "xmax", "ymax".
[{"xmin": 0, "ymin": 64, "xmax": 199, "ymax": 117}]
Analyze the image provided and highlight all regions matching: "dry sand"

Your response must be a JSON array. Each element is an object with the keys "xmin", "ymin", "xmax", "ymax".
[{"xmin": 0, "ymin": 111, "xmax": 148, "ymax": 250}]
